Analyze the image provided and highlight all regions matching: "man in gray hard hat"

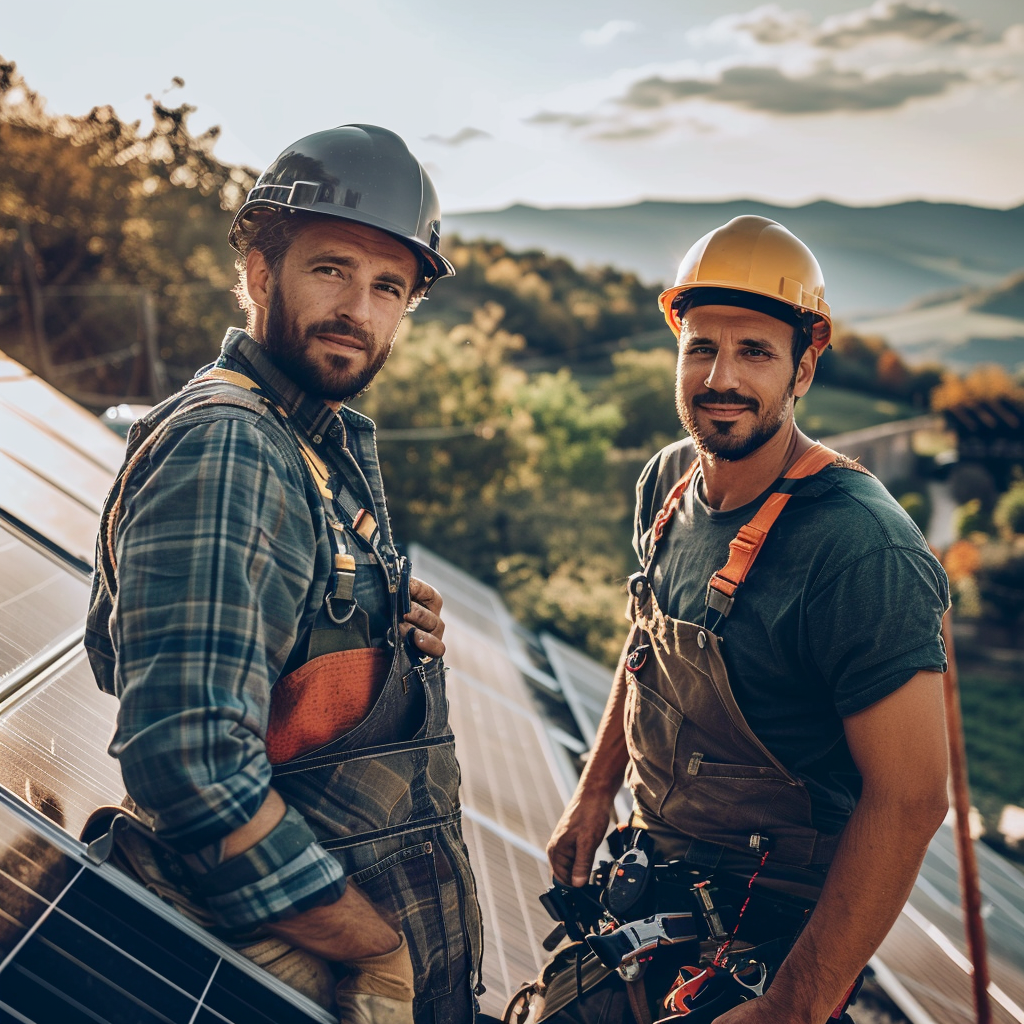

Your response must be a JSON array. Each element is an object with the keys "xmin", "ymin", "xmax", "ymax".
[{"xmin": 86, "ymin": 125, "xmax": 485, "ymax": 1023}]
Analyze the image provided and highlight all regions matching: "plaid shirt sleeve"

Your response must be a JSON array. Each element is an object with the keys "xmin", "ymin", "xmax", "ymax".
[{"xmin": 109, "ymin": 411, "xmax": 345, "ymax": 928}]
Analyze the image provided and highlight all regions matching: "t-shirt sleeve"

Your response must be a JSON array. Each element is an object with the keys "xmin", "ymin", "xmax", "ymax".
[
  {"xmin": 632, "ymin": 451, "xmax": 665, "ymax": 565},
  {"xmin": 806, "ymin": 545, "xmax": 950, "ymax": 717}
]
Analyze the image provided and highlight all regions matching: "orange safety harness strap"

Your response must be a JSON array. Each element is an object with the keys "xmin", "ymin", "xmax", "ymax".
[
  {"xmin": 647, "ymin": 444, "xmax": 845, "ymax": 623},
  {"xmin": 707, "ymin": 444, "xmax": 838, "ymax": 606}
]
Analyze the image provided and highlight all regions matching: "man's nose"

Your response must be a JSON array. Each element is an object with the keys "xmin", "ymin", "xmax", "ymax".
[
  {"xmin": 704, "ymin": 351, "xmax": 739, "ymax": 392},
  {"xmin": 336, "ymin": 278, "xmax": 372, "ymax": 325}
]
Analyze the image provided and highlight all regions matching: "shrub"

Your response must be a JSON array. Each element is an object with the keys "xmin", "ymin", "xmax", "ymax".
[
  {"xmin": 993, "ymin": 481, "xmax": 1024, "ymax": 537},
  {"xmin": 954, "ymin": 499, "xmax": 990, "ymax": 539}
]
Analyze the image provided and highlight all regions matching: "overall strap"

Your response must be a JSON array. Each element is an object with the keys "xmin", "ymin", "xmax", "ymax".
[
  {"xmin": 705, "ymin": 443, "xmax": 840, "ymax": 622},
  {"xmin": 199, "ymin": 367, "xmax": 376, "ymax": 620}
]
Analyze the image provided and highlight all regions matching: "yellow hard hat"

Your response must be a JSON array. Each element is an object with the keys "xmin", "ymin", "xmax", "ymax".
[{"xmin": 658, "ymin": 216, "xmax": 832, "ymax": 349}]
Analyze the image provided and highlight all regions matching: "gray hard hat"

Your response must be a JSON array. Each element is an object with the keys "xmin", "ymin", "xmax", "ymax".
[{"xmin": 229, "ymin": 124, "xmax": 454, "ymax": 287}]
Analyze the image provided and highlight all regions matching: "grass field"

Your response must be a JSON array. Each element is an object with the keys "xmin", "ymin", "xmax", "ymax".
[
  {"xmin": 959, "ymin": 668, "xmax": 1024, "ymax": 814},
  {"xmin": 796, "ymin": 386, "xmax": 917, "ymax": 436}
]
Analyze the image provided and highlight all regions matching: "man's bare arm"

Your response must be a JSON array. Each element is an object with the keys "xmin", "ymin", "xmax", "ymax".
[
  {"xmin": 547, "ymin": 640, "xmax": 632, "ymax": 887},
  {"xmin": 716, "ymin": 669, "xmax": 949, "ymax": 1023}
]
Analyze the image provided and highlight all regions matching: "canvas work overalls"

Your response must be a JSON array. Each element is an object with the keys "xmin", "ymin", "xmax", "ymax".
[
  {"xmin": 86, "ymin": 366, "xmax": 483, "ymax": 1022},
  {"xmin": 625, "ymin": 443, "xmax": 852, "ymax": 868}
]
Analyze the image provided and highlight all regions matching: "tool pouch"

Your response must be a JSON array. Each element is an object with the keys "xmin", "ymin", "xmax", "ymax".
[
  {"xmin": 265, "ymin": 647, "xmax": 388, "ymax": 764},
  {"xmin": 79, "ymin": 805, "xmax": 230, "ymax": 934}
]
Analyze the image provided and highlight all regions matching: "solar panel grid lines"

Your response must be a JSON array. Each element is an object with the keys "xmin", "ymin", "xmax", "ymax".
[
  {"xmin": 445, "ymin": 669, "xmax": 570, "ymax": 851},
  {"xmin": 0, "ymin": 371, "xmax": 128, "ymax": 475},
  {"xmin": 0, "ymin": 403, "xmax": 115, "ymax": 514},
  {"xmin": 461, "ymin": 815, "xmax": 553, "ymax": 1019},
  {"xmin": 0, "ymin": 454, "xmax": 104, "ymax": 566},
  {"xmin": 0, "ymin": 796, "xmax": 334, "ymax": 1024},
  {"xmin": 0, "ymin": 529, "xmax": 91, "ymax": 688}
]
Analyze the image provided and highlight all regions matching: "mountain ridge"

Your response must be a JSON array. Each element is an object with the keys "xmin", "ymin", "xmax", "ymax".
[{"xmin": 446, "ymin": 197, "xmax": 1024, "ymax": 319}]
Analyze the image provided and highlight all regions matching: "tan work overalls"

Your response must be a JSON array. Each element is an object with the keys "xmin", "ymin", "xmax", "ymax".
[{"xmin": 624, "ymin": 444, "xmax": 856, "ymax": 870}]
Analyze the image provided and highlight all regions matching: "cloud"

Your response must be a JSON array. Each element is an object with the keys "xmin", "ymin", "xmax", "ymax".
[
  {"xmin": 581, "ymin": 20, "xmax": 638, "ymax": 48},
  {"xmin": 590, "ymin": 120, "xmax": 674, "ymax": 141},
  {"xmin": 525, "ymin": 110, "xmax": 601, "ymax": 129},
  {"xmin": 423, "ymin": 127, "xmax": 491, "ymax": 146},
  {"xmin": 816, "ymin": 1, "xmax": 987, "ymax": 48},
  {"xmin": 618, "ymin": 62, "xmax": 967, "ymax": 114}
]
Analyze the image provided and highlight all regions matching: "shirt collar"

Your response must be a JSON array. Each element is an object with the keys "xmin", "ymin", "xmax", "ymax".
[{"xmin": 214, "ymin": 327, "xmax": 376, "ymax": 441}]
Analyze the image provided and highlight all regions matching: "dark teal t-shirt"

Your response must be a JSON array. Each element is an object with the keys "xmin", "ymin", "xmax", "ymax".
[{"xmin": 634, "ymin": 439, "xmax": 949, "ymax": 833}]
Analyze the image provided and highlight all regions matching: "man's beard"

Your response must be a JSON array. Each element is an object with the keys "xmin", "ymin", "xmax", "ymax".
[
  {"xmin": 261, "ymin": 285, "xmax": 393, "ymax": 402},
  {"xmin": 677, "ymin": 384, "xmax": 793, "ymax": 462}
]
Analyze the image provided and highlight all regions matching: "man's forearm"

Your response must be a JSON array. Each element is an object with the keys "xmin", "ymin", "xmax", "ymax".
[
  {"xmin": 220, "ymin": 787, "xmax": 398, "ymax": 961},
  {"xmin": 578, "ymin": 652, "xmax": 631, "ymax": 799},
  {"xmin": 760, "ymin": 789, "xmax": 945, "ymax": 1021}
]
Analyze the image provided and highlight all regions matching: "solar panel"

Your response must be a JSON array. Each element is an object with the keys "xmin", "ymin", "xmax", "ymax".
[
  {"xmin": 0, "ymin": 454, "xmax": 102, "ymax": 568},
  {"xmin": 0, "ymin": 790, "xmax": 334, "ymax": 1024},
  {"xmin": 539, "ymin": 632, "xmax": 614, "ymax": 748},
  {"xmin": 0, "ymin": 525, "xmax": 90, "ymax": 695},
  {"xmin": 0, "ymin": 647, "xmax": 125, "ymax": 839}
]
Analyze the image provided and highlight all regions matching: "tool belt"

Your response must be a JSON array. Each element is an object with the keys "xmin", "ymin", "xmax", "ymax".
[{"xmin": 503, "ymin": 828, "xmax": 862, "ymax": 1024}]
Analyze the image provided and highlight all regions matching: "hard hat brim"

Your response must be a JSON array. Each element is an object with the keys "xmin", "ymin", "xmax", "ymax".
[
  {"xmin": 229, "ymin": 199, "xmax": 456, "ymax": 283},
  {"xmin": 659, "ymin": 282, "xmax": 832, "ymax": 350}
]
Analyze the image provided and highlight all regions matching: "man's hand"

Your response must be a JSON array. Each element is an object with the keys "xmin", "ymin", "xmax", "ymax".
[
  {"xmin": 547, "ymin": 789, "xmax": 615, "ymax": 887},
  {"xmin": 222, "ymin": 790, "xmax": 401, "ymax": 962},
  {"xmin": 400, "ymin": 576, "xmax": 445, "ymax": 658}
]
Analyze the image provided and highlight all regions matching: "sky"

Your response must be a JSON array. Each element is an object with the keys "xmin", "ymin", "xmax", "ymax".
[{"xmin": 3, "ymin": 0, "xmax": 1023, "ymax": 213}]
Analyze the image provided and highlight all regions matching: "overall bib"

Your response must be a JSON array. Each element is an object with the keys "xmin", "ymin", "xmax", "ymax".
[
  {"xmin": 625, "ymin": 444, "xmax": 853, "ymax": 868},
  {"xmin": 87, "ymin": 368, "xmax": 483, "ymax": 1022}
]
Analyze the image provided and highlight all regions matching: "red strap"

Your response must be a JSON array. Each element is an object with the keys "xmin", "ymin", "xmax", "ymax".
[
  {"xmin": 708, "ymin": 444, "xmax": 838, "ymax": 599},
  {"xmin": 651, "ymin": 459, "xmax": 700, "ymax": 545}
]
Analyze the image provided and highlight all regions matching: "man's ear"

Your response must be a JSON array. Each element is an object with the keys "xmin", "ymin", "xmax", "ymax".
[
  {"xmin": 793, "ymin": 344, "xmax": 820, "ymax": 398},
  {"xmin": 246, "ymin": 249, "xmax": 271, "ymax": 312}
]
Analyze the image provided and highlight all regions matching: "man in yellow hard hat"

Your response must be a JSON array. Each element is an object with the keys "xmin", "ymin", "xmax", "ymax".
[{"xmin": 537, "ymin": 217, "xmax": 950, "ymax": 1022}]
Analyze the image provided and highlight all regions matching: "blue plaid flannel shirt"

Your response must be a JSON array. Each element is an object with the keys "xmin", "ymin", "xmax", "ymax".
[{"xmin": 87, "ymin": 328, "xmax": 397, "ymax": 930}]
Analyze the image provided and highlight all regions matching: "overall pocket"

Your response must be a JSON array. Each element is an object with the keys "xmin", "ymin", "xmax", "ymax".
[
  {"xmin": 335, "ymin": 832, "xmax": 454, "ymax": 1002},
  {"xmin": 624, "ymin": 676, "xmax": 684, "ymax": 817},
  {"xmin": 663, "ymin": 757, "xmax": 817, "ymax": 862}
]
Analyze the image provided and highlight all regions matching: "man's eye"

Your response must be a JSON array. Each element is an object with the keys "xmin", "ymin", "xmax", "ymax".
[
  {"xmin": 376, "ymin": 283, "xmax": 402, "ymax": 297},
  {"xmin": 314, "ymin": 266, "xmax": 342, "ymax": 277}
]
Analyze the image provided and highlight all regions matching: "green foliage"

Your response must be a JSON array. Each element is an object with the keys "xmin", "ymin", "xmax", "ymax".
[
  {"xmin": 954, "ymin": 499, "xmax": 990, "ymax": 539},
  {"xmin": 0, "ymin": 57, "xmax": 251, "ymax": 397},
  {"xmin": 429, "ymin": 240, "xmax": 666, "ymax": 357},
  {"xmin": 597, "ymin": 349, "xmax": 680, "ymax": 451},
  {"xmin": 994, "ymin": 481, "xmax": 1024, "ymax": 536},
  {"xmin": 960, "ymin": 669, "xmax": 1024, "ymax": 808},
  {"xmin": 354, "ymin": 305, "xmax": 633, "ymax": 657},
  {"xmin": 812, "ymin": 331, "xmax": 939, "ymax": 408},
  {"xmin": 950, "ymin": 462, "xmax": 998, "ymax": 511},
  {"xmin": 796, "ymin": 386, "xmax": 915, "ymax": 435}
]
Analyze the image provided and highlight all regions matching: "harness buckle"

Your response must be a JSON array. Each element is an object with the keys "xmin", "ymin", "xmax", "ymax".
[{"xmin": 705, "ymin": 582, "xmax": 735, "ymax": 619}]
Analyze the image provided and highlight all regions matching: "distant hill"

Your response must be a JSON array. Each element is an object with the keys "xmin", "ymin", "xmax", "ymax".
[
  {"xmin": 446, "ymin": 199, "xmax": 1024, "ymax": 321},
  {"xmin": 851, "ymin": 268, "xmax": 1024, "ymax": 372}
]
